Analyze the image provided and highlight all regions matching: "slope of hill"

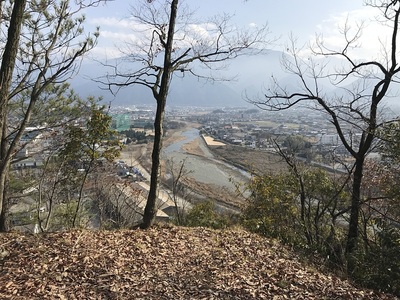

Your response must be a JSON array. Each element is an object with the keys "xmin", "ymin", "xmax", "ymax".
[{"xmin": 0, "ymin": 226, "xmax": 397, "ymax": 299}]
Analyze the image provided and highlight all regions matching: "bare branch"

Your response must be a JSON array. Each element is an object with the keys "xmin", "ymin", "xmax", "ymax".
[{"xmin": 102, "ymin": 1, "xmax": 271, "ymax": 94}]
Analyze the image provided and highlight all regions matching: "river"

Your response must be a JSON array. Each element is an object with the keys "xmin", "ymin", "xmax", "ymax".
[{"xmin": 163, "ymin": 128, "xmax": 250, "ymax": 201}]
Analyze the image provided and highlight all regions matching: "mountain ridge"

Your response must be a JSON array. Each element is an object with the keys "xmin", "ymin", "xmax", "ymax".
[{"xmin": 70, "ymin": 50, "xmax": 286, "ymax": 108}]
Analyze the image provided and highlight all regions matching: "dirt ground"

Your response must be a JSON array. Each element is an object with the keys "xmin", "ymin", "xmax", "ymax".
[
  {"xmin": 209, "ymin": 144, "xmax": 288, "ymax": 176},
  {"xmin": 175, "ymin": 127, "xmax": 287, "ymax": 177},
  {"xmin": 181, "ymin": 137, "xmax": 207, "ymax": 157}
]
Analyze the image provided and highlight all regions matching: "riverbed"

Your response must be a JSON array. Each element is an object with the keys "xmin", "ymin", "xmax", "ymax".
[{"xmin": 163, "ymin": 128, "xmax": 250, "ymax": 208}]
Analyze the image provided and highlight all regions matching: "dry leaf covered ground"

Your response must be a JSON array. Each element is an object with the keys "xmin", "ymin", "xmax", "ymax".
[{"xmin": 0, "ymin": 226, "xmax": 397, "ymax": 299}]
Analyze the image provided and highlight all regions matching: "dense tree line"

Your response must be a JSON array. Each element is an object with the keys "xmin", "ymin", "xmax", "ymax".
[{"xmin": 122, "ymin": 129, "xmax": 148, "ymax": 144}]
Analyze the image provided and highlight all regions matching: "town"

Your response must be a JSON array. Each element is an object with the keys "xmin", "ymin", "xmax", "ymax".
[{"xmin": 110, "ymin": 103, "xmax": 391, "ymax": 173}]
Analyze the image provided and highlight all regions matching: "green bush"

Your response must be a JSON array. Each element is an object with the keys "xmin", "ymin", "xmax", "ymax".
[
  {"xmin": 184, "ymin": 200, "xmax": 232, "ymax": 229},
  {"xmin": 351, "ymin": 226, "xmax": 400, "ymax": 296},
  {"xmin": 51, "ymin": 201, "xmax": 90, "ymax": 230},
  {"xmin": 241, "ymin": 174, "xmax": 303, "ymax": 245}
]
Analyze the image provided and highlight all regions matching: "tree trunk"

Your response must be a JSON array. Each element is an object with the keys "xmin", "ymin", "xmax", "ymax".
[
  {"xmin": 0, "ymin": 169, "xmax": 10, "ymax": 231},
  {"xmin": 140, "ymin": 0, "xmax": 179, "ymax": 229},
  {"xmin": 72, "ymin": 160, "xmax": 92, "ymax": 228},
  {"xmin": 141, "ymin": 99, "xmax": 166, "ymax": 228},
  {"xmin": 346, "ymin": 156, "xmax": 364, "ymax": 254},
  {"xmin": 0, "ymin": 0, "xmax": 27, "ymax": 231}
]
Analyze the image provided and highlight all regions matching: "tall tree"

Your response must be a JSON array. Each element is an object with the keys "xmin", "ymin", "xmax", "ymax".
[
  {"xmin": 0, "ymin": 0, "xmax": 107, "ymax": 231},
  {"xmin": 0, "ymin": 0, "xmax": 28, "ymax": 231},
  {"xmin": 60, "ymin": 104, "xmax": 122, "ymax": 227},
  {"xmin": 106, "ymin": 0, "xmax": 270, "ymax": 229},
  {"xmin": 251, "ymin": 0, "xmax": 400, "ymax": 257}
]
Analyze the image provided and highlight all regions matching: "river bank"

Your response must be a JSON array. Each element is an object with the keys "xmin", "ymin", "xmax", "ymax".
[
  {"xmin": 119, "ymin": 122, "xmax": 287, "ymax": 211},
  {"xmin": 162, "ymin": 126, "xmax": 249, "ymax": 210}
]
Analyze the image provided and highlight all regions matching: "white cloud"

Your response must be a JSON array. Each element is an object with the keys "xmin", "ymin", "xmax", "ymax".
[
  {"xmin": 99, "ymin": 30, "xmax": 137, "ymax": 42},
  {"xmin": 89, "ymin": 17, "xmax": 135, "ymax": 29},
  {"xmin": 88, "ymin": 46, "xmax": 122, "ymax": 60},
  {"xmin": 312, "ymin": 5, "xmax": 392, "ymax": 60},
  {"xmin": 186, "ymin": 23, "xmax": 211, "ymax": 39},
  {"xmin": 90, "ymin": 16, "xmax": 160, "ymax": 58}
]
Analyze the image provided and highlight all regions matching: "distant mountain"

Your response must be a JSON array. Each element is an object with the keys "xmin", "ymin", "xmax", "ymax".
[
  {"xmin": 71, "ymin": 50, "xmax": 400, "ymax": 114},
  {"xmin": 69, "ymin": 50, "xmax": 290, "ymax": 108}
]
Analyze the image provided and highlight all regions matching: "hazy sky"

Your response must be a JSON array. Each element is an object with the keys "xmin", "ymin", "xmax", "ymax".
[{"xmin": 83, "ymin": 0, "xmax": 385, "ymax": 60}]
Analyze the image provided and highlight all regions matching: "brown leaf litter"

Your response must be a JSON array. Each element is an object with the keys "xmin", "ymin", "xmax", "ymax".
[{"xmin": 0, "ymin": 225, "xmax": 398, "ymax": 299}]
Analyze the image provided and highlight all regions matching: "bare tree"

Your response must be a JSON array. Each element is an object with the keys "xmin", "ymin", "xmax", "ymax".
[
  {"xmin": 271, "ymin": 139, "xmax": 351, "ymax": 263},
  {"xmin": 251, "ymin": 1, "xmax": 400, "ymax": 257},
  {"xmin": 164, "ymin": 158, "xmax": 192, "ymax": 225},
  {"xmin": 106, "ymin": 0, "xmax": 270, "ymax": 228},
  {"xmin": 0, "ymin": 0, "xmax": 108, "ymax": 231}
]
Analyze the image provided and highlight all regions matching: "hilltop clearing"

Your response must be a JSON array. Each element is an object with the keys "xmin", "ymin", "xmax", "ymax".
[{"xmin": 0, "ymin": 226, "xmax": 397, "ymax": 299}]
